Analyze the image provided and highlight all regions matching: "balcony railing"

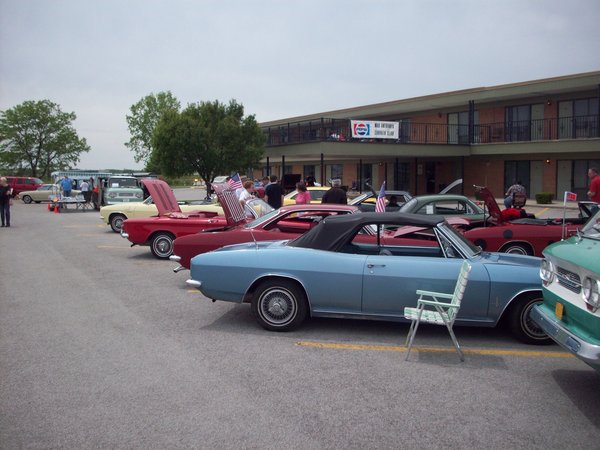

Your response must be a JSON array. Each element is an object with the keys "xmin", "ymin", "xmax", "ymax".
[{"xmin": 262, "ymin": 115, "xmax": 600, "ymax": 147}]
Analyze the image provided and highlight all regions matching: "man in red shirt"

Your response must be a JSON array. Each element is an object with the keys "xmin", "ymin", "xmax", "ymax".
[{"xmin": 587, "ymin": 167, "xmax": 600, "ymax": 203}]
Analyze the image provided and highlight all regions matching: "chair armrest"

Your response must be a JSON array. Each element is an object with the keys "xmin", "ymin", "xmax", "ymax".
[
  {"xmin": 416, "ymin": 289, "xmax": 453, "ymax": 299},
  {"xmin": 417, "ymin": 299, "xmax": 459, "ymax": 309}
]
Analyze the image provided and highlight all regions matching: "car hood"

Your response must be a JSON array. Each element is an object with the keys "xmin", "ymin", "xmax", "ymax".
[
  {"xmin": 480, "ymin": 251, "xmax": 542, "ymax": 268},
  {"xmin": 475, "ymin": 186, "xmax": 503, "ymax": 223},
  {"xmin": 140, "ymin": 179, "xmax": 181, "ymax": 216}
]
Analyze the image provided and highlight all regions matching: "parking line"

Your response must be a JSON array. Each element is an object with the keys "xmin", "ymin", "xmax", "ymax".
[
  {"xmin": 295, "ymin": 341, "xmax": 574, "ymax": 358},
  {"xmin": 537, "ymin": 207, "xmax": 550, "ymax": 216}
]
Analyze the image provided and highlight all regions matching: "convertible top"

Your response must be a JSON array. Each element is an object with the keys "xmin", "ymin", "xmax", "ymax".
[{"xmin": 289, "ymin": 212, "xmax": 445, "ymax": 251}]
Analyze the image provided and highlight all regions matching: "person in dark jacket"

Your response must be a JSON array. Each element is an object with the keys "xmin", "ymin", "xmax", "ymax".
[
  {"xmin": 321, "ymin": 179, "xmax": 347, "ymax": 204},
  {"xmin": 0, "ymin": 177, "xmax": 14, "ymax": 227}
]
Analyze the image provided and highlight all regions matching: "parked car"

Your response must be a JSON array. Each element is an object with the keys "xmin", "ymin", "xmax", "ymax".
[
  {"xmin": 349, "ymin": 190, "xmax": 412, "ymax": 212},
  {"xmin": 171, "ymin": 204, "xmax": 360, "ymax": 271},
  {"xmin": 100, "ymin": 196, "xmax": 223, "ymax": 233},
  {"xmin": 5, "ymin": 176, "xmax": 44, "ymax": 196},
  {"xmin": 531, "ymin": 209, "xmax": 600, "ymax": 371},
  {"xmin": 186, "ymin": 212, "xmax": 549, "ymax": 344},
  {"xmin": 399, "ymin": 194, "xmax": 487, "ymax": 225},
  {"xmin": 121, "ymin": 180, "xmax": 272, "ymax": 259},
  {"xmin": 461, "ymin": 188, "xmax": 594, "ymax": 256},
  {"xmin": 19, "ymin": 184, "xmax": 81, "ymax": 204},
  {"xmin": 283, "ymin": 187, "xmax": 331, "ymax": 205}
]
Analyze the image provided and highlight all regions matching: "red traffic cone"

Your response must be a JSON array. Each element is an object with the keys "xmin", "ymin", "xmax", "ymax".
[
  {"xmin": 47, "ymin": 203, "xmax": 51, "ymax": 211},
  {"xmin": 54, "ymin": 203, "xmax": 60, "ymax": 213}
]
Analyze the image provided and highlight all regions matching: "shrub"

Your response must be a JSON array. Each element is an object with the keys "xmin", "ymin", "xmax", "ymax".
[{"xmin": 535, "ymin": 192, "xmax": 554, "ymax": 204}]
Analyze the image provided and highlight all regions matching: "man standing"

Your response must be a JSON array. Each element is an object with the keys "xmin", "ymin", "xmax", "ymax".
[
  {"xmin": 264, "ymin": 175, "xmax": 283, "ymax": 209},
  {"xmin": 587, "ymin": 167, "xmax": 600, "ymax": 203},
  {"xmin": 80, "ymin": 178, "xmax": 90, "ymax": 203},
  {"xmin": 61, "ymin": 176, "xmax": 72, "ymax": 197},
  {"xmin": 321, "ymin": 179, "xmax": 347, "ymax": 204}
]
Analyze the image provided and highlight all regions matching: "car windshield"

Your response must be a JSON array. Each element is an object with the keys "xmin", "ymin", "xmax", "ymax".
[
  {"xmin": 581, "ymin": 209, "xmax": 600, "ymax": 240},
  {"xmin": 244, "ymin": 208, "xmax": 280, "ymax": 228},
  {"xmin": 244, "ymin": 198, "xmax": 274, "ymax": 219},
  {"xmin": 108, "ymin": 178, "xmax": 138, "ymax": 188},
  {"xmin": 437, "ymin": 222, "xmax": 482, "ymax": 257},
  {"xmin": 399, "ymin": 197, "xmax": 418, "ymax": 212}
]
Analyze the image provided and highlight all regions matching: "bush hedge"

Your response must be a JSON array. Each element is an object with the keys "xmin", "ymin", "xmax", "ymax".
[{"xmin": 535, "ymin": 192, "xmax": 554, "ymax": 204}]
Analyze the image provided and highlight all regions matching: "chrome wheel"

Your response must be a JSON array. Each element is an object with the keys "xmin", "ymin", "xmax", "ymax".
[
  {"xmin": 110, "ymin": 214, "xmax": 126, "ymax": 233},
  {"xmin": 151, "ymin": 233, "xmax": 174, "ymax": 259},
  {"xmin": 252, "ymin": 279, "xmax": 308, "ymax": 331}
]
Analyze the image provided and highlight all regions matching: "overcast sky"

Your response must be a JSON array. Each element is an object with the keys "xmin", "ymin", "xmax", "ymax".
[{"xmin": 1, "ymin": 0, "xmax": 599, "ymax": 170}]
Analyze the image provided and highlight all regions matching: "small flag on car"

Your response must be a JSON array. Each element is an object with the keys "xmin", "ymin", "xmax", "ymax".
[
  {"xmin": 227, "ymin": 173, "xmax": 243, "ymax": 190},
  {"xmin": 375, "ymin": 182, "xmax": 386, "ymax": 213},
  {"xmin": 564, "ymin": 191, "xmax": 577, "ymax": 202}
]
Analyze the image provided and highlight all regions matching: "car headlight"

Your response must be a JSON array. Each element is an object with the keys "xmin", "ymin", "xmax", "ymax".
[
  {"xmin": 582, "ymin": 277, "xmax": 600, "ymax": 310},
  {"xmin": 540, "ymin": 259, "xmax": 555, "ymax": 285},
  {"xmin": 135, "ymin": 192, "xmax": 142, "ymax": 198},
  {"xmin": 108, "ymin": 192, "xmax": 117, "ymax": 198}
]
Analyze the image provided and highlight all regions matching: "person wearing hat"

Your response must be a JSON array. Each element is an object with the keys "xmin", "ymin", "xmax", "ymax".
[{"xmin": 321, "ymin": 179, "xmax": 347, "ymax": 204}]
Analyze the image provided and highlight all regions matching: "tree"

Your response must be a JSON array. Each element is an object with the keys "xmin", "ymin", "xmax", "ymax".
[
  {"xmin": 0, "ymin": 100, "xmax": 90, "ymax": 177},
  {"xmin": 152, "ymin": 99, "xmax": 265, "ymax": 198},
  {"xmin": 125, "ymin": 91, "xmax": 180, "ymax": 166}
]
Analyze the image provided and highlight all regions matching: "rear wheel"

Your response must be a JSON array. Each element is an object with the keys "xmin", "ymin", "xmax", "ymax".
[
  {"xmin": 109, "ymin": 214, "xmax": 126, "ymax": 233},
  {"xmin": 251, "ymin": 279, "xmax": 308, "ymax": 331},
  {"xmin": 150, "ymin": 232, "xmax": 175, "ymax": 259},
  {"xmin": 502, "ymin": 243, "xmax": 533, "ymax": 256},
  {"xmin": 22, "ymin": 195, "xmax": 32, "ymax": 204},
  {"xmin": 507, "ymin": 294, "xmax": 551, "ymax": 344}
]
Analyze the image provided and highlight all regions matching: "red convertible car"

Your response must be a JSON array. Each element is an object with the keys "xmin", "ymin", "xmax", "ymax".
[
  {"xmin": 170, "ymin": 203, "xmax": 361, "ymax": 271},
  {"xmin": 121, "ymin": 179, "xmax": 272, "ymax": 259},
  {"xmin": 463, "ymin": 187, "xmax": 595, "ymax": 256}
]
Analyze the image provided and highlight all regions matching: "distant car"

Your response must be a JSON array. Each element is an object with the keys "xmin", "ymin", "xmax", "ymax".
[
  {"xmin": 532, "ymin": 208, "xmax": 600, "ymax": 371},
  {"xmin": 186, "ymin": 212, "xmax": 549, "ymax": 344},
  {"xmin": 463, "ymin": 189, "xmax": 595, "ymax": 256},
  {"xmin": 20, "ymin": 184, "xmax": 81, "ymax": 204},
  {"xmin": 171, "ymin": 204, "xmax": 360, "ymax": 271},
  {"xmin": 283, "ymin": 187, "xmax": 331, "ymax": 205},
  {"xmin": 5, "ymin": 176, "xmax": 44, "ymax": 196},
  {"xmin": 399, "ymin": 194, "xmax": 487, "ymax": 225},
  {"xmin": 121, "ymin": 180, "xmax": 272, "ymax": 259},
  {"xmin": 100, "ymin": 196, "xmax": 223, "ymax": 233},
  {"xmin": 349, "ymin": 190, "xmax": 413, "ymax": 212}
]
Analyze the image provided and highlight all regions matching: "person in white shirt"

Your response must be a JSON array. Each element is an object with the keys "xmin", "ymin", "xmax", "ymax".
[{"xmin": 238, "ymin": 180, "xmax": 255, "ymax": 206}]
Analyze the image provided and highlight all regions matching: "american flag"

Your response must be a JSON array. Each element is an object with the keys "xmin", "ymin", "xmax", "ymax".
[
  {"xmin": 227, "ymin": 173, "xmax": 243, "ymax": 190},
  {"xmin": 564, "ymin": 191, "xmax": 577, "ymax": 202},
  {"xmin": 375, "ymin": 182, "xmax": 386, "ymax": 213}
]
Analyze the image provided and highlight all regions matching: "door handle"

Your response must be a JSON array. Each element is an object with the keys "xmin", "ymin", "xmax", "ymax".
[{"xmin": 367, "ymin": 264, "xmax": 386, "ymax": 268}]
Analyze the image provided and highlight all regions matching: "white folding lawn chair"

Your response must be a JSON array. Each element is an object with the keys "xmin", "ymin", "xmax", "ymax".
[{"xmin": 404, "ymin": 260, "xmax": 472, "ymax": 361}]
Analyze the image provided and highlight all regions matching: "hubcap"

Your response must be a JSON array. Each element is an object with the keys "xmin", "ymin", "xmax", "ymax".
[
  {"xmin": 155, "ymin": 237, "xmax": 172, "ymax": 256},
  {"xmin": 522, "ymin": 301, "xmax": 545, "ymax": 339},
  {"xmin": 261, "ymin": 289, "xmax": 296, "ymax": 325}
]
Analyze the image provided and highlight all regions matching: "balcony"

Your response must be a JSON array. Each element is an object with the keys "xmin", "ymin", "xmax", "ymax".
[{"xmin": 262, "ymin": 115, "xmax": 600, "ymax": 147}]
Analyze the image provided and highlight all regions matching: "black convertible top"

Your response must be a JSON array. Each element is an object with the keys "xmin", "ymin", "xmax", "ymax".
[{"xmin": 289, "ymin": 212, "xmax": 445, "ymax": 251}]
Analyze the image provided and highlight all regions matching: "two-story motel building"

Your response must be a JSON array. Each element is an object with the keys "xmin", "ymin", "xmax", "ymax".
[{"xmin": 257, "ymin": 71, "xmax": 600, "ymax": 200}]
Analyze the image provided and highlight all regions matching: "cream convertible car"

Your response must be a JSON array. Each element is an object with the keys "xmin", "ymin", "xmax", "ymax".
[
  {"xmin": 20, "ymin": 184, "xmax": 81, "ymax": 204},
  {"xmin": 100, "ymin": 196, "xmax": 224, "ymax": 232}
]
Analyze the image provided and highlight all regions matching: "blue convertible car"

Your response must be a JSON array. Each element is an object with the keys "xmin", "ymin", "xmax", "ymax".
[{"xmin": 187, "ymin": 213, "xmax": 549, "ymax": 344}]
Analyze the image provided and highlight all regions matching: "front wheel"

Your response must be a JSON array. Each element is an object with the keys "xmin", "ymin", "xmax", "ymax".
[
  {"xmin": 507, "ymin": 294, "xmax": 551, "ymax": 345},
  {"xmin": 251, "ymin": 279, "xmax": 308, "ymax": 331},
  {"xmin": 150, "ymin": 232, "xmax": 175, "ymax": 259},
  {"xmin": 22, "ymin": 195, "xmax": 32, "ymax": 204},
  {"xmin": 110, "ymin": 214, "xmax": 126, "ymax": 233}
]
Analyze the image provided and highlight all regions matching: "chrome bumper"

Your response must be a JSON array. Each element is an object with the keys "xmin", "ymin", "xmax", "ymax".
[
  {"xmin": 186, "ymin": 279, "xmax": 201, "ymax": 288},
  {"xmin": 531, "ymin": 305, "xmax": 600, "ymax": 367}
]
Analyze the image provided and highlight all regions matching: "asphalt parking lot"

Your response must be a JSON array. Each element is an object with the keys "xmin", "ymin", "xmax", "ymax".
[{"xmin": 1, "ymin": 193, "xmax": 598, "ymax": 449}]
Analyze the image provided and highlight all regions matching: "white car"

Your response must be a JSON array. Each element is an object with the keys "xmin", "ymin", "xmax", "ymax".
[
  {"xmin": 100, "ymin": 196, "xmax": 223, "ymax": 232},
  {"xmin": 20, "ymin": 184, "xmax": 81, "ymax": 204}
]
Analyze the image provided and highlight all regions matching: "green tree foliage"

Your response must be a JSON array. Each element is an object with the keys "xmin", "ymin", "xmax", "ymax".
[
  {"xmin": 152, "ymin": 99, "xmax": 265, "ymax": 197},
  {"xmin": 0, "ymin": 100, "xmax": 90, "ymax": 177},
  {"xmin": 125, "ymin": 91, "xmax": 180, "ymax": 165}
]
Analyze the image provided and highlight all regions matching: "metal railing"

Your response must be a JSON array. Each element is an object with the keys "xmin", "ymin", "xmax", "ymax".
[{"xmin": 262, "ymin": 115, "xmax": 600, "ymax": 146}]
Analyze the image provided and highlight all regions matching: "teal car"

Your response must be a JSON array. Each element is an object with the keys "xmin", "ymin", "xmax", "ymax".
[
  {"xmin": 399, "ymin": 194, "xmax": 486, "ymax": 225},
  {"xmin": 532, "ymin": 208, "xmax": 600, "ymax": 371}
]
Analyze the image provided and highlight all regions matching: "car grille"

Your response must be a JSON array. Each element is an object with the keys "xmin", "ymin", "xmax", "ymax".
[
  {"xmin": 556, "ymin": 266, "xmax": 581, "ymax": 293},
  {"xmin": 120, "ymin": 193, "xmax": 134, "ymax": 197}
]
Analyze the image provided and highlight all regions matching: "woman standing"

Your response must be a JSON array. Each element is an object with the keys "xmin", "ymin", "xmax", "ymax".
[
  {"xmin": 0, "ymin": 177, "xmax": 14, "ymax": 227},
  {"xmin": 295, "ymin": 182, "xmax": 312, "ymax": 204}
]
